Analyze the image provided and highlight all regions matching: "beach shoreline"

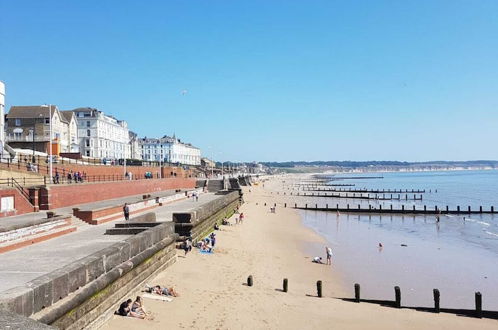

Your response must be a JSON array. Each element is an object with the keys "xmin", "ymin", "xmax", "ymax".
[{"xmin": 101, "ymin": 175, "xmax": 497, "ymax": 329}]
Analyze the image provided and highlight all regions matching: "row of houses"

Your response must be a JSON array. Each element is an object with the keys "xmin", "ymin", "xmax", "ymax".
[{"xmin": 1, "ymin": 99, "xmax": 201, "ymax": 166}]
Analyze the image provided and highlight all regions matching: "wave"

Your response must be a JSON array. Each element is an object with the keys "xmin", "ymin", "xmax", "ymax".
[
  {"xmin": 485, "ymin": 231, "xmax": 498, "ymax": 238},
  {"xmin": 465, "ymin": 218, "xmax": 491, "ymax": 226}
]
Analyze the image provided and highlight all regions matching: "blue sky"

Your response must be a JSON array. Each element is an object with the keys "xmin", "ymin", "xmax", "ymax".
[{"xmin": 1, "ymin": 0, "xmax": 497, "ymax": 162}]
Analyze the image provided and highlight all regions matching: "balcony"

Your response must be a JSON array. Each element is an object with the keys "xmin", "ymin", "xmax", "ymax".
[{"xmin": 6, "ymin": 135, "xmax": 50, "ymax": 142}]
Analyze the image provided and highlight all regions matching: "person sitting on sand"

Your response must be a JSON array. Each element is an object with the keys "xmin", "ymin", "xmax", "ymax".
[
  {"xmin": 131, "ymin": 296, "xmax": 146, "ymax": 319},
  {"xmin": 312, "ymin": 256, "xmax": 323, "ymax": 264},
  {"xmin": 117, "ymin": 299, "xmax": 132, "ymax": 316}
]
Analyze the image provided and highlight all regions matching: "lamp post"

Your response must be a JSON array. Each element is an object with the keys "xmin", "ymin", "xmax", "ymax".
[{"xmin": 41, "ymin": 104, "xmax": 53, "ymax": 180}]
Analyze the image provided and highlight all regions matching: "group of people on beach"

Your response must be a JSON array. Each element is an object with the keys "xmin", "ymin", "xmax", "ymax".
[
  {"xmin": 312, "ymin": 246, "xmax": 333, "ymax": 266},
  {"xmin": 116, "ymin": 296, "xmax": 149, "ymax": 319}
]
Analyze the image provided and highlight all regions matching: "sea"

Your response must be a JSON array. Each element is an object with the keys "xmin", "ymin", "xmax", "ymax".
[{"xmin": 299, "ymin": 170, "xmax": 498, "ymax": 310}]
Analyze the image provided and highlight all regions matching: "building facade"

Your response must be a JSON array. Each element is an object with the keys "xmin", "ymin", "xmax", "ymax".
[
  {"xmin": 72, "ymin": 107, "xmax": 130, "ymax": 159},
  {"xmin": 5, "ymin": 105, "xmax": 73, "ymax": 153},
  {"xmin": 139, "ymin": 136, "xmax": 201, "ymax": 166}
]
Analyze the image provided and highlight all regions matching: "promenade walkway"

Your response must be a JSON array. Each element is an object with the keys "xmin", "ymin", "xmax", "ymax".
[{"xmin": 0, "ymin": 192, "xmax": 220, "ymax": 293}]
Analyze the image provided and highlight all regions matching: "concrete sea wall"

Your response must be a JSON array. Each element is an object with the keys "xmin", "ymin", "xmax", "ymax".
[
  {"xmin": 174, "ymin": 190, "xmax": 242, "ymax": 242},
  {"xmin": 0, "ymin": 190, "xmax": 244, "ymax": 329}
]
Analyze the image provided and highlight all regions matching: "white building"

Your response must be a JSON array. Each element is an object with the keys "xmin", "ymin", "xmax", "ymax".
[
  {"xmin": 139, "ymin": 136, "xmax": 201, "ymax": 166},
  {"xmin": 72, "ymin": 107, "xmax": 130, "ymax": 159},
  {"xmin": 129, "ymin": 131, "xmax": 141, "ymax": 160},
  {"xmin": 0, "ymin": 82, "xmax": 5, "ymax": 150}
]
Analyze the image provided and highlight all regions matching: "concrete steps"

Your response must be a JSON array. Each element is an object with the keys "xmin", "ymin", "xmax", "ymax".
[{"xmin": 0, "ymin": 217, "xmax": 77, "ymax": 254}]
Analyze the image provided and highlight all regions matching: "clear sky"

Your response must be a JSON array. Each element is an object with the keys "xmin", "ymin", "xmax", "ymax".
[{"xmin": 1, "ymin": 0, "xmax": 497, "ymax": 162}]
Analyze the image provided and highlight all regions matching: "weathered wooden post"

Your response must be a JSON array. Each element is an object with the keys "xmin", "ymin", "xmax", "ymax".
[
  {"xmin": 433, "ymin": 289, "xmax": 440, "ymax": 313},
  {"xmin": 283, "ymin": 278, "xmax": 288, "ymax": 292},
  {"xmin": 354, "ymin": 283, "xmax": 360, "ymax": 303},
  {"xmin": 475, "ymin": 292, "xmax": 482, "ymax": 318},
  {"xmin": 247, "ymin": 275, "xmax": 253, "ymax": 287},
  {"xmin": 394, "ymin": 286, "xmax": 401, "ymax": 308},
  {"xmin": 317, "ymin": 280, "xmax": 322, "ymax": 298}
]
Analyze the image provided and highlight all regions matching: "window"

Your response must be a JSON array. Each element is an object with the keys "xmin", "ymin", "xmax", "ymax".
[
  {"xmin": 86, "ymin": 121, "xmax": 90, "ymax": 127},
  {"xmin": 86, "ymin": 150, "xmax": 90, "ymax": 156},
  {"xmin": 0, "ymin": 196, "xmax": 14, "ymax": 212},
  {"xmin": 45, "ymin": 118, "xmax": 50, "ymax": 124},
  {"xmin": 15, "ymin": 119, "xmax": 21, "ymax": 126},
  {"xmin": 87, "ymin": 130, "xmax": 91, "ymax": 137},
  {"xmin": 86, "ymin": 139, "xmax": 90, "ymax": 147},
  {"xmin": 14, "ymin": 132, "xmax": 22, "ymax": 139}
]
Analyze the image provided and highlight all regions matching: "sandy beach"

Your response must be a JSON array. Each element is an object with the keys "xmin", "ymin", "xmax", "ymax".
[{"xmin": 101, "ymin": 176, "xmax": 497, "ymax": 330}]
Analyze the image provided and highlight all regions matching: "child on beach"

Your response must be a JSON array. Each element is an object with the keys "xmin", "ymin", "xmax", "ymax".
[
  {"xmin": 312, "ymin": 256, "xmax": 323, "ymax": 264},
  {"xmin": 326, "ymin": 246, "xmax": 332, "ymax": 265}
]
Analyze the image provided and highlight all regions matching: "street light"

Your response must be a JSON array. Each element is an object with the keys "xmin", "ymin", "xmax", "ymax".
[{"xmin": 41, "ymin": 104, "xmax": 53, "ymax": 181}]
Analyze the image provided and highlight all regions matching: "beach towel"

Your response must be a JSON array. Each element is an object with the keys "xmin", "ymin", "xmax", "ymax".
[
  {"xmin": 142, "ymin": 293, "xmax": 173, "ymax": 302},
  {"xmin": 199, "ymin": 249, "xmax": 214, "ymax": 254}
]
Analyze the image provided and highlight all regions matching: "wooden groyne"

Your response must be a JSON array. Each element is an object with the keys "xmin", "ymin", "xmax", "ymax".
[
  {"xmin": 289, "ymin": 203, "xmax": 498, "ymax": 215},
  {"xmin": 293, "ymin": 192, "xmax": 423, "ymax": 201},
  {"xmin": 289, "ymin": 183, "xmax": 355, "ymax": 187},
  {"xmin": 329, "ymin": 176, "xmax": 384, "ymax": 180},
  {"xmin": 300, "ymin": 188, "xmax": 426, "ymax": 194}
]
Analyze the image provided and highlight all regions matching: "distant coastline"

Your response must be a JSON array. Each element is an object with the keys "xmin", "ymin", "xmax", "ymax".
[{"xmin": 262, "ymin": 160, "xmax": 498, "ymax": 174}]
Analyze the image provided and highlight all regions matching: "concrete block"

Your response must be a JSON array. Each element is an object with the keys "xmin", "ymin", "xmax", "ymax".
[
  {"xmin": 28, "ymin": 276, "xmax": 53, "ymax": 313},
  {"xmin": 0, "ymin": 286, "xmax": 34, "ymax": 316},
  {"xmin": 126, "ymin": 235, "xmax": 141, "ymax": 256},
  {"xmin": 117, "ymin": 241, "xmax": 131, "ymax": 263},
  {"xmin": 82, "ymin": 255, "xmax": 105, "ymax": 282},
  {"xmin": 0, "ymin": 309, "xmax": 54, "ymax": 329},
  {"xmin": 48, "ymin": 269, "xmax": 69, "ymax": 302},
  {"xmin": 65, "ymin": 262, "xmax": 87, "ymax": 293},
  {"xmin": 102, "ymin": 246, "xmax": 123, "ymax": 272}
]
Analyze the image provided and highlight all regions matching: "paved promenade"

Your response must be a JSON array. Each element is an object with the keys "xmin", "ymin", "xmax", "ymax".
[{"xmin": 0, "ymin": 192, "xmax": 220, "ymax": 293}]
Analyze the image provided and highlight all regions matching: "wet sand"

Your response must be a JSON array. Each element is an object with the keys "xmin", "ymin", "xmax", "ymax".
[{"xmin": 101, "ymin": 176, "xmax": 497, "ymax": 329}]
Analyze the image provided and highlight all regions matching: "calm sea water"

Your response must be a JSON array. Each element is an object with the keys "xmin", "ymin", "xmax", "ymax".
[{"xmin": 299, "ymin": 170, "xmax": 498, "ymax": 310}]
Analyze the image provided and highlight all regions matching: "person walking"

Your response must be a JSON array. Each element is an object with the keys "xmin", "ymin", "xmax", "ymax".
[
  {"xmin": 325, "ymin": 246, "xmax": 333, "ymax": 266},
  {"xmin": 123, "ymin": 203, "xmax": 130, "ymax": 221}
]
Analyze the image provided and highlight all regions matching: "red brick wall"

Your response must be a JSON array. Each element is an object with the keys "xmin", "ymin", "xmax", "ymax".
[
  {"xmin": 0, "ymin": 188, "xmax": 36, "ymax": 217},
  {"xmin": 40, "ymin": 178, "xmax": 196, "ymax": 209},
  {"xmin": 52, "ymin": 165, "xmax": 193, "ymax": 179}
]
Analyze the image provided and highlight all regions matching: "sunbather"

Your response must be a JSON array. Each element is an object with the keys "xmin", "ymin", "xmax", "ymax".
[{"xmin": 130, "ymin": 296, "xmax": 146, "ymax": 319}]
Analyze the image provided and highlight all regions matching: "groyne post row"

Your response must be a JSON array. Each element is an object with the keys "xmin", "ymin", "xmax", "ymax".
[
  {"xmin": 288, "ymin": 203, "xmax": 498, "ymax": 215},
  {"xmin": 353, "ymin": 284, "xmax": 487, "ymax": 319},
  {"xmin": 292, "ymin": 192, "xmax": 423, "ymax": 201},
  {"xmin": 299, "ymin": 188, "xmax": 426, "ymax": 194}
]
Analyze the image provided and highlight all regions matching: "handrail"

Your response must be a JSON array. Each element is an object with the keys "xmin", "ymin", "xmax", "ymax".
[{"xmin": 11, "ymin": 178, "xmax": 32, "ymax": 201}]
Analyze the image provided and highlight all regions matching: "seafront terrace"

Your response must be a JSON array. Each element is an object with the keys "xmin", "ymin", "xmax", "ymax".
[{"xmin": 0, "ymin": 191, "xmax": 220, "ymax": 293}]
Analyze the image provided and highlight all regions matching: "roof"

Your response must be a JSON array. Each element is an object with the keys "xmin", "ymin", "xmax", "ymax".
[
  {"xmin": 7, "ymin": 105, "xmax": 57, "ymax": 119},
  {"xmin": 60, "ymin": 111, "xmax": 75, "ymax": 123}
]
